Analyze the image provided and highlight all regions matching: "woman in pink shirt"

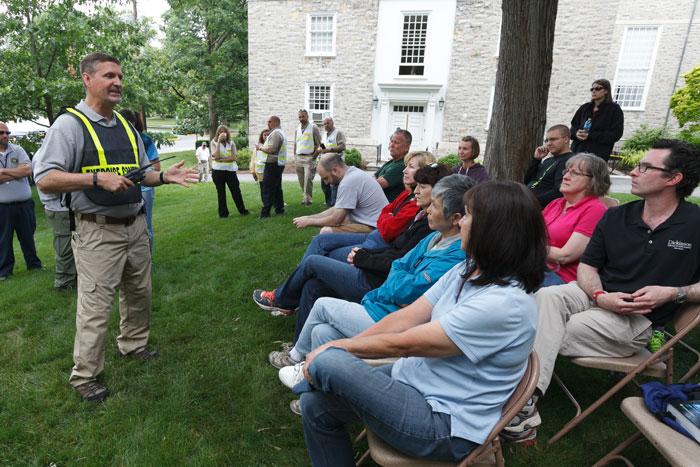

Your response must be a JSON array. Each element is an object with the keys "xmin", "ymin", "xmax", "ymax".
[{"xmin": 542, "ymin": 153, "xmax": 611, "ymax": 285}]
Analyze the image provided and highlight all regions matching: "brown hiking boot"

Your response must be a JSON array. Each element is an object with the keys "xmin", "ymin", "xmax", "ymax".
[
  {"xmin": 74, "ymin": 381, "xmax": 109, "ymax": 402},
  {"xmin": 119, "ymin": 346, "xmax": 160, "ymax": 360}
]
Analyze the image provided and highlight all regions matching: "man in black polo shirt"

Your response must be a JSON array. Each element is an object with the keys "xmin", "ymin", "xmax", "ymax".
[
  {"xmin": 504, "ymin": 139, "xmax": 700, "ymax": 444},
  {"xmin": 524, "ymin": 124, "xmax": 575, "ymax": 208}
]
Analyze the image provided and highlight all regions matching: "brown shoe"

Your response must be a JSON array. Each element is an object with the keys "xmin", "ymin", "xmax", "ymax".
[
  {"xmin": 119, "ymin": 346, "xmax": 160, "ymax": 360},
  {"xmin": 74, "ymin": 381, "xmax": 109, "ymax": 402}
]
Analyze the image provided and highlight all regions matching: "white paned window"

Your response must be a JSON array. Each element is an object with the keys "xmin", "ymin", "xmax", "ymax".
[
  {"xmin": 613, "ymin": 26, "xmax": 659, "ymax": 109},
  {"xmin": 307, "ymin": 85, "xmax": 333, "ymax": 127},
  {"xmin": 306, "ymin": 13, "xmax": 336, "ymax": 56},
  {"xmin": 399, "ymin": 13, "xmax": 428, "ymax": 76}
]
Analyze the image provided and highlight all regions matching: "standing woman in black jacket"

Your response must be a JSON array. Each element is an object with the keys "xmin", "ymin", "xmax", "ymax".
[{"xmin": 570, "ymin": 79, "xmax": 624, "ymax": 161}]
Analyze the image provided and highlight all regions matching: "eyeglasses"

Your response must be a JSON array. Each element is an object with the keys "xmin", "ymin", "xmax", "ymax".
[
  {"xmin": 636, "ymin": 162, "xmax": 674, "ymax": 174},
  {"xmin": 0, "ymin": 131, "xmax": 10, "ymax": 135},
  {"xmin": 590, "ymin": 86, "xmax": 604, "ymax": 92},
  {"xmin": 563, "ymin": 168, "xmax": 592, "ymax": 177}
]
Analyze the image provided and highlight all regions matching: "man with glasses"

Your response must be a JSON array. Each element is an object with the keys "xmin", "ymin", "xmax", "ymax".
[
  {"xmin": 504, "ymin": 139, "xmax": 700, "ymax": 444},
  {"xmin": 524, "ymin": 124, "xmax": 575, "ymax": 208},
  {"xmin": 0, "ymin": 122, "xmax": 42, "ymax": 281}
]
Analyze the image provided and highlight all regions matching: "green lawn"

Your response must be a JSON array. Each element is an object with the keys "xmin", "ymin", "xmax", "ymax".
[{"xmin": 1, "ymin": 164, "xmax": 696, "ymax": 465}]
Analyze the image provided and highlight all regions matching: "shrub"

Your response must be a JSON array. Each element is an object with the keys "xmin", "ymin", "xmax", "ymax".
[
  {"xmin": 233, "ymin": 121, "xmax": 248, "ymax": 150},
  {"xmin": 617, "ymin": 149, "xmax": 646, "ymax": 171},
  {"xmin": 620, "ymin": 125, "xmax": 671, "ymax": 154},
  {"xmin": 344, "ymin": 148, "xmax": 365, "ymax": 168},
  {"xmin": 438, "ymin": 153, "xmax": 459, "ymax": 167},
  {"xmin": 677, "ymin": 126, "xmax": 700, "ymax": 149},
  {"xmin": 237, "ymin": 147, "xmax": 251, "ymax": 170}
]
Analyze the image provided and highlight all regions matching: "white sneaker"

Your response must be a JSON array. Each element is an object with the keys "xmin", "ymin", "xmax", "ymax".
[{"xmin": 279, "ymin": 362, "xmax": 305, "ymax": 390}]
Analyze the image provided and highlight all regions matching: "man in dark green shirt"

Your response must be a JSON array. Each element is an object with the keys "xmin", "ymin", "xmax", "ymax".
[{"xmin": 375, "ymin": 129, "xmax": 411, "ymax": 202}]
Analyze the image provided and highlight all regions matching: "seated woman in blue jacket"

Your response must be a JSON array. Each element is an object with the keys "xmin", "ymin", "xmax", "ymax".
[{"xmin": 266, "ymin": 174, "xmax": 474, "ymax": 370}]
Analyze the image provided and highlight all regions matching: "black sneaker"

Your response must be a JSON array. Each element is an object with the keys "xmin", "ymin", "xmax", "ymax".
[{"xmin": 74, "ymin": 381, "xmax": 109, "ymax": 402}]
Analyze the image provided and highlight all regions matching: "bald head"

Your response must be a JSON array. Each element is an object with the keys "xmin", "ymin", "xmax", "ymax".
[
  {"xmin": 0, "ymin": 122, "xmax": 9, "ymax": 149},
  {"xmin": 267, "ymin": 115, "xmax": 280, "ymax": 129},
  {"xmin": 323, "ymin": 117, "xmax": 335, "ymax": 133}
]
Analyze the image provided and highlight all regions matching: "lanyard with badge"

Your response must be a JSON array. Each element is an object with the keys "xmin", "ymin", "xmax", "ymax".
[{"xmin": 0, "ymin": 150, "xmax": 19, "ymax": 184}]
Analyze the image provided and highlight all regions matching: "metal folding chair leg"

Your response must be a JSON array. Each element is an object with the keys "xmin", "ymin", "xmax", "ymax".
[{"xmin": 593, "ymin": 432, "xmax": 643, "ymax": 467}]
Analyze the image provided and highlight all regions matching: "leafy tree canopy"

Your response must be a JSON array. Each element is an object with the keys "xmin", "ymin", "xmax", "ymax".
[
  {"xmin": 671, "ymin": 65, "xmax": 700, "ymax": 129},
  {"xmin": 0, "ymin": 0, "xmax": 153, "ymax": 125},
  {"xmin": 163, "ymin": 0, "xmax": 248, "ymax": 137}
]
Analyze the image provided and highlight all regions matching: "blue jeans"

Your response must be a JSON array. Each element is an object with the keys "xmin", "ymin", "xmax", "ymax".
[
  {"xmin": 302, "ymin": 230, "xmax": 389, "ymax": 263},
  {"xmin": 0, "ymin": 199, "xmax": 42, "ymax": 277},
  {"xmin": 273, "ymin": 255, "xmax": 373, "ymax": 342},
  {"xmin": 301, "ymin": 348, "xmax": 476, "ymax": 466},
  {"xmin": 541, "ymin": 270, "xmax": 565, "ymax": 288},
  {"xmin": 141, "ymin": 188, "xmax": 155, "ymax": 252},
  {"xmin": 294, "ymin": 297, "xmax": 376, "ymax": 357}
]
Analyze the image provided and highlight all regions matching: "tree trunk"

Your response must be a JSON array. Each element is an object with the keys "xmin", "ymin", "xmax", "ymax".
[
  {"xmin": 208, "ymin": 94, "xmax": 218, "ymax": 139},
  {"xmin": 45, "ymin": 94, "xmax": 55, "ymax": 125},
  {"xmin": 484, "ymin": 0, "xmax": 558, "ymax": 181}
]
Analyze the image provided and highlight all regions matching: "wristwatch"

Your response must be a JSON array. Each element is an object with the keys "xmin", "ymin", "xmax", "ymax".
[{"xmin": 675, "ymin": 287, "xmax": 688, "ymax": 304}]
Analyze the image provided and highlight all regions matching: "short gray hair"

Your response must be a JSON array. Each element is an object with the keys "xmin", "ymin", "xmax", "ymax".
[
  {"xmin": 80, "ymin": 52, "xmax": 120, "ymax": 75},
  {"xmin": 319, "ymin": 152, "xmax": 345, "ymax": 172},
  {"xmin": 566, "ymin": 153, "xmax": 610, "ymax": 196},
  {"xmin": 432, "ymin": 174, "xmax": 477, "ymax": 217}
]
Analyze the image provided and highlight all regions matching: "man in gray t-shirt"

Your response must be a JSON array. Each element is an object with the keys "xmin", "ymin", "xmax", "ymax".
[
  {"xmin": 292, "ymin": 153, "xmax": 387, "ymax": 233},
  {"xmin": 32, "ymin": 52, "xmax": 198, "ymax": 403},
  {"xmin": 0, "ymin": 122, "xmax": 42, "ymax": 279}
]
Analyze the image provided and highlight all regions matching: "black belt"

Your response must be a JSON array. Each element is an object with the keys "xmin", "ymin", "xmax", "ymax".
[
  {"xmin": 76, "ymin": 212, "xmax": 142, "ymax": 226},
  {"xmin": 0, "ymin": 199, "xmax": 31, "ymax": 206}
]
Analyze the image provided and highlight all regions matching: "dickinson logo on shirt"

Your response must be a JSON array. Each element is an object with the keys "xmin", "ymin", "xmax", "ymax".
[{"xmin": 668, "ymin": 240, "xmax": 692, "ymax": 251}]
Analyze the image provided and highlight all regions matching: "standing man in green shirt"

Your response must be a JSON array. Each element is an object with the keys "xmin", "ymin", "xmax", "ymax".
[{"xmin": 376, "ymin": 129, "xmax": 411, "ymax": 201}]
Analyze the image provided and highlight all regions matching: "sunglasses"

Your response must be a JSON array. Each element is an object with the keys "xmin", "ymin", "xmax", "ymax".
[
  {"xmin": 0, "ymin": 131, "xmax": 10, "ymax": 135},
  {"xmin": 590, "ymin": 86, "xmax": 604, "ymax": 92}
]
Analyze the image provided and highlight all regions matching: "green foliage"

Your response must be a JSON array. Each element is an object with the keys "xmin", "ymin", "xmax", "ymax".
[
  {"xmin": 620, "ymin": 125, "xmax": 672, "ymax": 154},
  {"xmin": 617, "ymin": 149, "xmax": 646, "ymax": 171},
  {"xmin": 233, "ymin": 121, "xmax": 248, "ymax": 149},
  {"xmin": 236, "ymin": 148, "xmax": 251, "ymax": 170},
  {"xmin": 0, "ymin": 0, "xmax": 154, "ymax": 125},
  {"xmin": 677, "ymin": 126, "xmax": 700, "ymax": 149},
  {"xmin": 148, "ymin": 132, "xmax": 176, "ymax": 149},
  {"xmin": 670, "ymin": 66, "xmax": 700, "ymax": 128},
  {"xmin": 163, "ymin": 0, "xmax": 248, "ymax": 137},
  {"xmin": 10, "ymin": 132, "xmax": 45, "ymax": 158},
  {"xmin": 344, "ymin": 148, "xmax": 364, "ymax": 168},
  {"xmin": 438, "ymin": 154, "xmax": 460, "ymax": 167}
]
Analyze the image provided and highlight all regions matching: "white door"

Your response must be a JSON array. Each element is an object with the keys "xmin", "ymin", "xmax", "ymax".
[{"xmin": 388, "ymin": 104, "xmax": 425, "ymax": 152}]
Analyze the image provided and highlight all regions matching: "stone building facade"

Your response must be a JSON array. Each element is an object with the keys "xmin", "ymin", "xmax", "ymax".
[{"xmin": 249, "ymin": 0, "xmax": 700, "ymax": 160}]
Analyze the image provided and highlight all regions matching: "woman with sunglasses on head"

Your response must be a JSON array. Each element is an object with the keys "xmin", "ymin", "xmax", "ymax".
[
  {"xmin": 541, "ymin": 153, "xmax": 610, "ymax": 287},
  {"xmin": 570, "ymin": 79, "xmax": 624, "ymax": 161}
]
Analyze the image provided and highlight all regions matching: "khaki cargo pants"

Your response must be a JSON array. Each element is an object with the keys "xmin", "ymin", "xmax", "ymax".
[
  {"xmin": 296, "ymin": 156, "xmax": 317, "ymax": 203},
  {"xmin": 68, "ymin": 214, "xmax": 152, "ymax": 387},
  {"xmin": 534, "ymin": 282, "xmax": 652, "ymax": 395}
]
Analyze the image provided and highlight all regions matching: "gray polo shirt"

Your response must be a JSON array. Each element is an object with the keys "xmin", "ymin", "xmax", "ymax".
[
  {"xmin": 32, "ymin": 100, "xmax": 148, "ymax": 218},
  {"xmin": 0, "ymin": 143, "xmax": 32, "ymax": 203},
  {"xmin": 335, "ymin": 166, "xmax": 388, "ymax": 227}
]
